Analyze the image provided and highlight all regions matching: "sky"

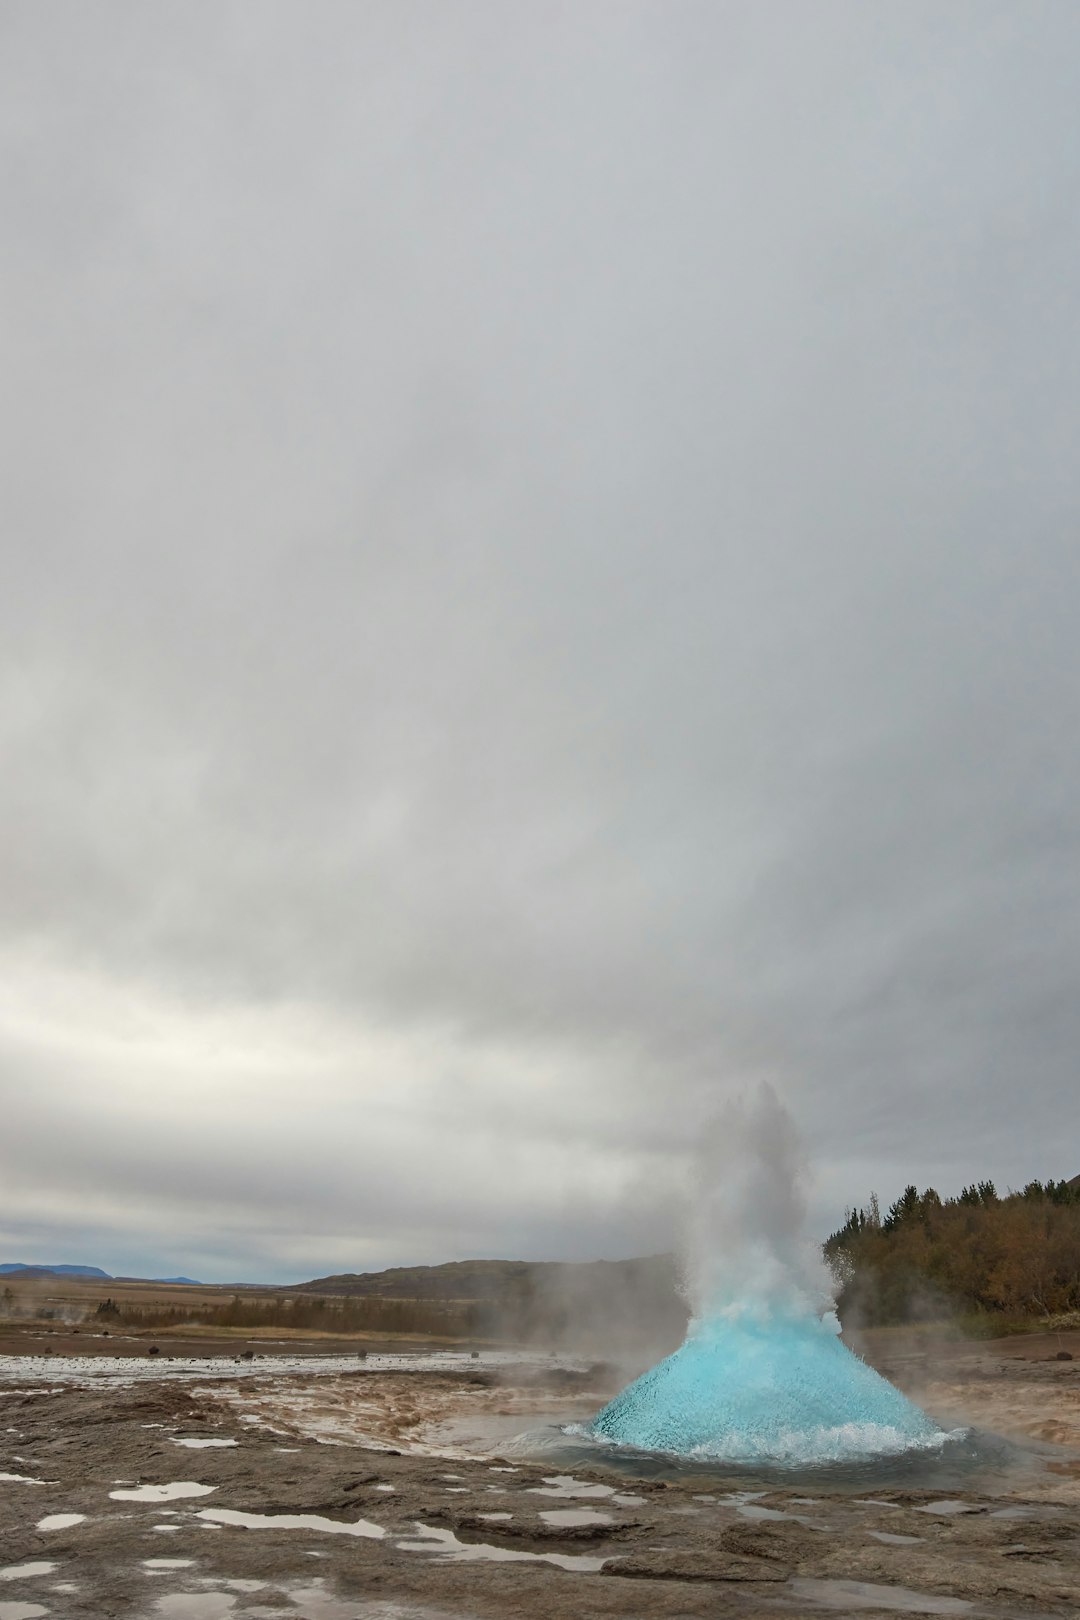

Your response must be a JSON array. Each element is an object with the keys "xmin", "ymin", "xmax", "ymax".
[{"xmin": 2, "ymin": 2, "xmax": 1078, "ymax": 1284}]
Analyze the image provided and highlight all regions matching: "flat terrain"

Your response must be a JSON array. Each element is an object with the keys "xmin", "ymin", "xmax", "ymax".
[
  {"xmin": 0, "ymin": 1272, "xmax": 488, "ymax": 1361},
  {"xmin": 1, "ymin": 1332, "xmax": 1079, "ymax": 1619},
  {"xmin": 0, "ymin": 1323, "xmax": 471, "ymax": 1361}
]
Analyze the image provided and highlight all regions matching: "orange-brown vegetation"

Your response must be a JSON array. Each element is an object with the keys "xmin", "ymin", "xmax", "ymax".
[{"xmin": 825, "ymin": 1178, "xmax": 1080, "ymax": 1328}]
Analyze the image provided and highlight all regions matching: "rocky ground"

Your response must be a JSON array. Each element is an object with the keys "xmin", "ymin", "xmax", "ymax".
[
  {"xmin": 857, "ymin": 1327, "xmax": 1080, "ymax": 1466},
  {"xmin": 1, "ymin": 1340, "xmax": 1078, "ymax": 1619}
]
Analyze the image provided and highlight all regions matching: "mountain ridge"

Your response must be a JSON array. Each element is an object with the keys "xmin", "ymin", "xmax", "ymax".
[
  {"xmin": 0, "ymin": 1263, "xmax": 111, "ymax": 1279},
  {"xmin": 0, "ymin": 1263, "xmax": 202, "ymax": 1285}
]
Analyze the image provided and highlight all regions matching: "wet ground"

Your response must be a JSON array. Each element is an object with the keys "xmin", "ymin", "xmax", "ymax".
[{"xmin": 1, "ymin": 1339, "xmax": 1078, "ymax": 1619}]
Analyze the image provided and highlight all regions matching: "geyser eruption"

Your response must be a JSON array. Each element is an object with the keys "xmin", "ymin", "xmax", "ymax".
[{"xmin": 590, "ymin": 1086, "xmax": 941, "ymax": 1463}]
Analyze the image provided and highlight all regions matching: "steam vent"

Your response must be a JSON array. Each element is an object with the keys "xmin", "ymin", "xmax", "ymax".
[{"xmin": 591, "ymin": 1309, "xmax": 941, "ymax": 1464}]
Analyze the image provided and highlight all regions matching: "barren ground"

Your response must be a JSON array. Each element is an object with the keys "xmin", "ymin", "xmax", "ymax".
[{"xmin": 1, "ymin": 1330, "xmax": 1078, "ymax": 1619}]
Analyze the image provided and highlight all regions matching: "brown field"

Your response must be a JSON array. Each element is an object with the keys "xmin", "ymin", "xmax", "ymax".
[{"xmin": 0, "ymin": 1272, "xmax": 490, "ymax": 1358}]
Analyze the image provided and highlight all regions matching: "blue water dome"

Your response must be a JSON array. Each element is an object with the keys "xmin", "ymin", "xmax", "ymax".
[{"xmin": 590, "ymin": 1307, "xmax": 941, "ymax": 1464}]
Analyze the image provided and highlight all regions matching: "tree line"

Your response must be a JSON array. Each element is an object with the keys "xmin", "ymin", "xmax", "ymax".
[{"xmin": 824, "ymin": 1177, "xmax": 1080, "ymax": 1326}]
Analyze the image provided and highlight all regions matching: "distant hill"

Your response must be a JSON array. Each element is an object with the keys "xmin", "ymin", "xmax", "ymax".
[
  {"xmin": 290, "ymin": 1254, "xmax": 687, "ymax": 1359},
  {"xmin": 1, "ymin": 1264, "xmax": 203, "ymax": 1285},
  {"xmin": 114, "ymin": 1275, "xmax": 203, "ymax": 1286},
  {"xmin": 291, "ymin": 1254, "xmax": 678, "ymax": 1301},
  {"xmin": 0, "ymin": 1263, "xmax": 112, "ymax": 1279}
]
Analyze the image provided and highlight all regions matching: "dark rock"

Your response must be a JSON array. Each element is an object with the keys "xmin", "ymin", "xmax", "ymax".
[
  {"xmin": 601, "ymin": 1549, "xmax": 789, "ymax": 1583},
  {"xmin": 454, "ymin": 1512, "xmax": 645, "ymax": 1544}
]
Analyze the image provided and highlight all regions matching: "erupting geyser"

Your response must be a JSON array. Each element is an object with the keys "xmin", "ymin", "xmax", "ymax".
[
  {"xmin": 591, "ymin": 1306, "xmax": 940, "ymax": 1462},
  {"xmin": 589, "ymin": 1087, "xmax": 942, "ymax": 1464}
]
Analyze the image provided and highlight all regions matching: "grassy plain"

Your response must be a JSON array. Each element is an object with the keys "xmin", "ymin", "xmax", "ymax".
[{"xmin": 0, "ymin": 1272, "xmax": 486, "ymax": 1357}]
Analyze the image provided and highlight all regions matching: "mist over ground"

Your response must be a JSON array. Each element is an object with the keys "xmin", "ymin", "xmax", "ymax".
[{"xmin": 2, "ymin": 2, "xmax": 1078, "ymax": 1282}]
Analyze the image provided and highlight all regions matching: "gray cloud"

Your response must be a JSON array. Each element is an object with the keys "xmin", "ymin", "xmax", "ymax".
[{"xmin": 2, "ymin": 2, "xmax": 1078, "ymax": 1280}]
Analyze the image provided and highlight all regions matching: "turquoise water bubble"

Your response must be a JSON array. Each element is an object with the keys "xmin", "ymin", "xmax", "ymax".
[{"xmin": 590, "ymin": 1309, "xmax": 941, "ymax": 1465}]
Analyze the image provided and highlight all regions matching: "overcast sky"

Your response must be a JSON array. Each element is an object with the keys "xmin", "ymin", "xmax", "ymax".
[{"xmin": 2, "ymin": 2, "xmax": 1078, "ymax": 1284}]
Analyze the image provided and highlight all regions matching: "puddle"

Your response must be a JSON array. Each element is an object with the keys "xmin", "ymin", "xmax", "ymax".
[
  {"xmin": 0, "ymin": 1568, "xmax": 55, "ymax": 1583},
  {"xmin": 153, "ymin": 1525, "xmax": 182, "ymax": 1533},
  {"xmin": 249, "ymin": 1586, "xmax": 469, "ymax": 1620},
  {"xmin": 373, "ymin": 1484, "xmax": 395, "ymax": 1493},
  {"xmin": 111, "ymin": 1482, "xmax": 217, "ymax": 1502},
  {"xmin": 36, "ymin": 1513, "xmax": 86, "ymax": 1531},
  {"xmin": 525, "ymin": 1474, "xmax": 617, "ymax": 1500},
  {"xmin": 197, "ymin": 1507, "xmax": 385, "ymax": 1539},
  {"xmin": 869, "ymin": 1531, "xmax": 925, "ymax": 1546},
  {"xmin": 153, "ymin": 1598, "xmax": 235, "ymax": 1619},
  {"xmin": 0, "ymin": 1474, "xmax": 44, "ymax": 1486},
  {"xmin": 170, "ymin": 1438, "xmax": 238, "ymax": 1450},
  {"xmin": 788, "ymin": 1578, "xmax": 973, "ymax": 1614},
  {"xmin": 730, "ymin": 1499, "xmax": 828, "ymax": 1530},
  {"xmin": 143, "ymin": 1559, "xmax": 196, "ymax": 1570},
  {"xmin": 914, "ymin": 1500, "xmax": 984, "ymax": 1516},
  {"xmin": 539, "ymin": 1508, "xmax": 613, "ymax": 1527},
  {"xmin": 149, "ymin": 1579, "xmax": 462, "ymax": 1620},
  {"xmin": 397, "ymin": 1522, "xmax": 606, "ymax": 1573},
  {"xmin": 0, "ymin": 1604, "xmax": 48, "ymax": 1620}
]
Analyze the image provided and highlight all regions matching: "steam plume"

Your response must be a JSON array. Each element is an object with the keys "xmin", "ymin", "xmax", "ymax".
[{"xmin": 682, "ymin": 1083, "xmax": 833, "ymax": 1322}]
